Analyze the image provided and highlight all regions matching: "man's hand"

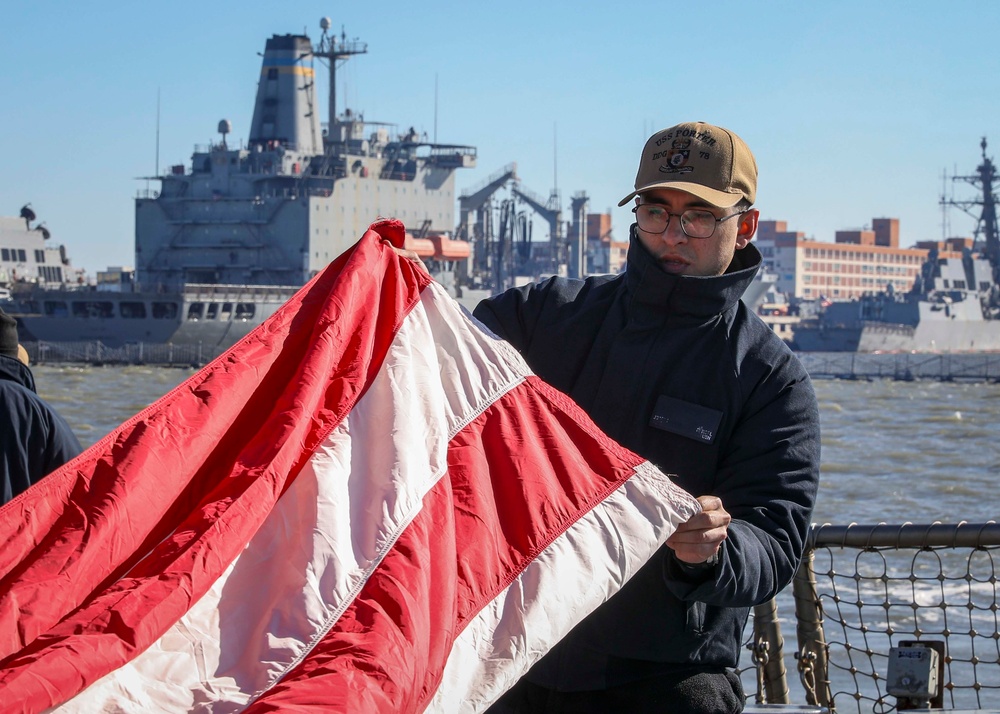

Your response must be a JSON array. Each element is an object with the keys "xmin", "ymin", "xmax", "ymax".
[
  {"xmin": 666, "ymin": 495, "xmax": 731, "ymax": 564},
  {"xmin": 390, "ymin": 245, "xmax": 428, "ymax": 272}
]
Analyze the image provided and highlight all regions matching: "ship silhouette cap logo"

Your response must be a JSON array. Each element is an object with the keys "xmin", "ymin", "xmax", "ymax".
[{"xmin": 618, "ymin": 122, "xmax": 757, "ymax": 209}]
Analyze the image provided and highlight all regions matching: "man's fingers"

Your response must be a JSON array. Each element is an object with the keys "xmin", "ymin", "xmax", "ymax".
[
  {"xmin": 389, "ymin": 245, "xmax": 428, "ymax": 272},
  {"xmin": 667, "ymin": 494, "xmax": 731, "ymax": 564},
  {"xmin": 695, "ymin": 495, "xmax": 724, "ymax": 512}
]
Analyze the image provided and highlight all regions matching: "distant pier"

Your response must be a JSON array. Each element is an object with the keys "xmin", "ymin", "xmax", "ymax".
[
  {"xmin": 20, "ymin": 340, "xmax": 1000, "ymax": 382},
  {"xmin": 796, "ymin": 351, "xmax": 1000, "ymax": 381}
]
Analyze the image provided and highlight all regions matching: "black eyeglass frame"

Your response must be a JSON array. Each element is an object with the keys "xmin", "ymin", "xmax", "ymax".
[{"xmin": 631, "ymin": 204, "xmax": 749, "ymax": 239}]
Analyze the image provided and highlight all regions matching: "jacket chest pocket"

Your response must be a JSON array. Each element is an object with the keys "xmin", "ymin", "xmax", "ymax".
[{"xmin": 649, "ymin": 395, "xmax": 723, "ymax": 445}]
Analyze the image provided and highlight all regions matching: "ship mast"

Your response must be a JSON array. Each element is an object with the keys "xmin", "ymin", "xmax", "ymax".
[
  {"xmin": 313, "ymin": 18, "xmax": 367, "ymax": 141},
  {"xmin": 943, "ymin": 137, "xmax": 1000, "ymax": 283},
  {"xmin": 977, "ymin": 138, "xmax": 1000, "ymax": 279}
]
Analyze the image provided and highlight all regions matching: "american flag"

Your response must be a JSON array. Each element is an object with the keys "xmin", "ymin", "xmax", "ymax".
[{"xmin": 0, "ymin": 219, "xmax": 699, "ymax": 713}]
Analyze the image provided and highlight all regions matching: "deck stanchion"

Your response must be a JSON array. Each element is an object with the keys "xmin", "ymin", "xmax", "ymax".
[
  {"xmin": 752, "ymin": 597, "xmax": 791, "ymax": 703},
  {"xmin": 793, "ymin": 547, "xmax": 833, "ymax": 708}
]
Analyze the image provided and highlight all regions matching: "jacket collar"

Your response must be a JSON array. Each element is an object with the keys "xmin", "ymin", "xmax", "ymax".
[
  {"xmin": 623, "ymin": 224, "xmax": 762, "ymax": 318},
  {"xmin": 0, "ymin": 353, "xmax": 36, "ymax": 393}
]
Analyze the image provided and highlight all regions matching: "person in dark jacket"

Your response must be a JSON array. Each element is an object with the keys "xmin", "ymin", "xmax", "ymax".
[
  {"xmin": 0, "ymin": 308, "xmax": 82, "ymax": 504},
  {"xmin": 474, "ymin": 122, "xmax": 821, "ymax": 713}
]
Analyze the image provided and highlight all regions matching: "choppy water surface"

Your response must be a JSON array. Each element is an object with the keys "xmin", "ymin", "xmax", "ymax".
[
  {"xmin": 33, "ymin": 365, "xmax": 999, "ymax": 525},
  {"xmin": 811, "ymin": 378, "xmax": 1000, "ymax": 525},
  {"xmin": 33, "ymin": 365, "xmax": 196, "ymax": 449}
]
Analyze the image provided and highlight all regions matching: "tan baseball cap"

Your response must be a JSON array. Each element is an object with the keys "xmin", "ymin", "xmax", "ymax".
[{"xmin": 618, "ymin": 122, "xmax": 757, "ymax": 208}]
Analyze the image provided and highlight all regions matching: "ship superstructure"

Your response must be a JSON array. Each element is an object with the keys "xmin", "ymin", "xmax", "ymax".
[
  {"xmin": 136, "ymin": 26, "xmax": 475, "ymax": 293},
  {"xmin": 794, "ymin": 139, "xmax": 1000, "ymax": 352},
  {"xmin": 10, "ymin": 20, "xmax": 477, "ymax": 349},
  {"xmin": 0, "ymin": 206, "xmax": 83, "ymax": 290}
]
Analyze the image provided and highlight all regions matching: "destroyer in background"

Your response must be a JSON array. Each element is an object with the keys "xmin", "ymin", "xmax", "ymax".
[
  {"xmin": 794, "ymin": 138, "xmax": 1000, "ymax": 352},
  {"xmin": 7, "ymin": 20, "xmax": 476, "ymax": 348}
]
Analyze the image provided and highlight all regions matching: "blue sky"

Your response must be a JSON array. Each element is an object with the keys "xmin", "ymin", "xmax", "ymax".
[{"xmin": 3, "ymin": 1, "xmax": 999, "ymax": 276}]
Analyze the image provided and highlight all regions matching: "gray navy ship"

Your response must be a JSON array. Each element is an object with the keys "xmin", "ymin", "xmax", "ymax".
[
  {"xmin": 7, "ymin": 20, "xmax": 477, "ymax": 349},
  {"xmin": 794, "ymin": 138, "xmax": 1000, "ymax": 353}
]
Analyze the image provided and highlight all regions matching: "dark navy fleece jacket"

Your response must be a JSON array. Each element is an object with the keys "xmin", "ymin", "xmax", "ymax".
[
  {"xmin": 0, "ymin": 354, "xmax": 82, "ymax": 504},
  {"xmin": 473, "ymin": 230, "xmax": 820, "ymax": 688}
]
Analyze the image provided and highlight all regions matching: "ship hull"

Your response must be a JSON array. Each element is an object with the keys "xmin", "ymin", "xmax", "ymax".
[
  {"xmin": 10, "ymin": 286, "xmax": 296, "ymax": 349},
  {"xmin": 794, "ymin": 319, "xmax": 1000, "ymax": 352}
]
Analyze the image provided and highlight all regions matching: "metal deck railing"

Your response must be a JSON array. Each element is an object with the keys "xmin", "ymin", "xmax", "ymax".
[{"xmin": 742, "ymin": 522, "xmax": 1000, "ymax": 712}]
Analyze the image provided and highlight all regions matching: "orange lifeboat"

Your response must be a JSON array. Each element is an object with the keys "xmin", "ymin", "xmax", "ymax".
[
  {"xmin": 427, "ymin": 234, "xmax": 471, "ymax": 260},
  {"xmin": 403, "ymin": 234, "xmax": 436, "ymax": 258}
]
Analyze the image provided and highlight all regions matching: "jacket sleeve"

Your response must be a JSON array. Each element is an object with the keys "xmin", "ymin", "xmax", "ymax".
[
  {"xmin": 663, "ymin": 344, "xmax": 821, "ymax": 608},
  {"xmin": 1, "ymin": 390, "xmax": 83, "ymax": 504},
  {"xmin": 41, "ymin": 408, "xmax": 83, "ymax": 476},
  {"xmin": 472, "ymin": 279, "xmax": 554, "ymax": 350}
]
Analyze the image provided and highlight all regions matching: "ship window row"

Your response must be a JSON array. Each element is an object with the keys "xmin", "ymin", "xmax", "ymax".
[
  {"xmin": 802, "ymin": 261, "xmax": 915, "ymax": 275},
  {"xmin": 1, "ymin": 250, "xmax": 59, "ymax": 269},
  {"xmin": 186, "ymin": 302, "xmax": 256, "ymax": 321},
  {"xmin": 38, "ymin": 266, "xmax": 63, "ymax": 283},
  {"xmin": 37, "ymin": 300, "xmax": 255, "ymax": 321},
  {"xmin": 802, "ymin": 248, "xmax": 923, "ymax": 263},
  {"xmin": 804, "ymin": 275, "xmax": 916, "ymax": 288},
  {"xmin": 40, "ymin": 300, "xmax": 180, "ymax": 320}
]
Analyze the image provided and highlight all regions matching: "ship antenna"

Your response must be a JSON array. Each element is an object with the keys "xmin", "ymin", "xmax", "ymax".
[
  {"xmin": 314, "ymin": 18, "xmax": 367, "ymax": 143},
  {"xmin": 155, "ymin": 88, "xmax": 161, "ymax": 181},
  {"xmin": 553, "ymin": 122, "xmax": 558, "ymax": 196},
  {"xmin": 940, "ymin": 168, "xmax": 949, "ymax": 241}
]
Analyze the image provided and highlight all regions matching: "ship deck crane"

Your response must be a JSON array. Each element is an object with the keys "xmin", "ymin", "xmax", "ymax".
[
  {"xmin": 511, "ymin": 184, "xmax": 592, "ymax": 279},
  {"xmin": 569, "ymin": 191, "xmax": 590, "ymax": 278},
  {"xmin": 511, "ymin": 183, "xmax": 563, "ymax": 276},
  {"xmin": 457, "ymin": 163, "xmax": 518, "ymax": 286}
]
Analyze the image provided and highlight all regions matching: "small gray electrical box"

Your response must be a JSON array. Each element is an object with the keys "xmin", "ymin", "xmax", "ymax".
[{"xmin": 886, "ymin": 644, "xmax": 940, "ymax": 699}]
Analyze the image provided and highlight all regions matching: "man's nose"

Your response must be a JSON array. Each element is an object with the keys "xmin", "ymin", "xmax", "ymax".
[{"xmin": 661, "ymin": 216, "xmax": 688, "ymax": 245}]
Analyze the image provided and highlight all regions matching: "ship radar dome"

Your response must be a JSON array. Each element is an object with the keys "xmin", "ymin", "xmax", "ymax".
[
  {"xmin": 218, "ymin": 119, "xmax": 232, "ymax": 136},
  {"xmin": 320, "ymin": 17, "xmax": 331, "ymax": 31}
]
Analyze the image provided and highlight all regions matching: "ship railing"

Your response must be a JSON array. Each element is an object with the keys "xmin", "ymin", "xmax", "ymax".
[
  {"xmin": 797, "ymin": 352, "xmax": 1000, "ymax": 381},
  {"xmin": 740, "ymin": 522, "xmax": 1000, "ymax": 712},
  {"xmin": 460, "ymin": 163, "xmax": 518, "ymax": 200},
  {"xmin": 180, "ymin": 283, "xmax": 301, "ymax": 300},
  {"xmin": 22, "ymin": 341, "xmax": 222, "ymax": 367}
]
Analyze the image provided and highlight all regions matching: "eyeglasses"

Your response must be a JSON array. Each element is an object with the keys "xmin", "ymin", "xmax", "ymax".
[{"xmin": 631, "ymin": 204, "xmax": 747, "ymax": 239}]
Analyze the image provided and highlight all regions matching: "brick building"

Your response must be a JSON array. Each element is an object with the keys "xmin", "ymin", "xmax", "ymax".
[{"xmin": 755, "ymin": 218, "xmax": 964, "ymax": 301}]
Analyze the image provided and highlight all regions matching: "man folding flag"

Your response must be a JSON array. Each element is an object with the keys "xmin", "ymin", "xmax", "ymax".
[{"xmin": 0, "ymin": 219, "xmax": 700, "ymax": 713}]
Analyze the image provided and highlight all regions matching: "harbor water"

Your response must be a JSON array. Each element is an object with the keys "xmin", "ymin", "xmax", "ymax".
[{"xmin": 33, "ymin": 365, "xmax": 1000, "ymax": 525}]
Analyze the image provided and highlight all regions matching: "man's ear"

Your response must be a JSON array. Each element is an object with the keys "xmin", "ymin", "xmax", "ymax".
[{"xmin": 735, "ymin": 209, "xmax": 759, "ymax": 250}]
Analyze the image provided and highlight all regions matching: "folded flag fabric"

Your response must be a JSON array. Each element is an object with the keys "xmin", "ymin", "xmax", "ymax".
[{"xmin": 0, "ymin": 219, "xmax": 700, "ymax": 713}]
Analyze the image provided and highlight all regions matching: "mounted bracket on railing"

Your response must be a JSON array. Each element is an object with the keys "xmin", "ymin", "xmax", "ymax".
[
  {"xmin": 887, "ymin": 639, "xmax": 945, "ymax": 710},
  {"xmin": 795, "ymin": 648, "xmax": 819, "ymax": 704},
  {"xmin": 749, "ymin": 637, "xmax": 769, "ymax": 704}
]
